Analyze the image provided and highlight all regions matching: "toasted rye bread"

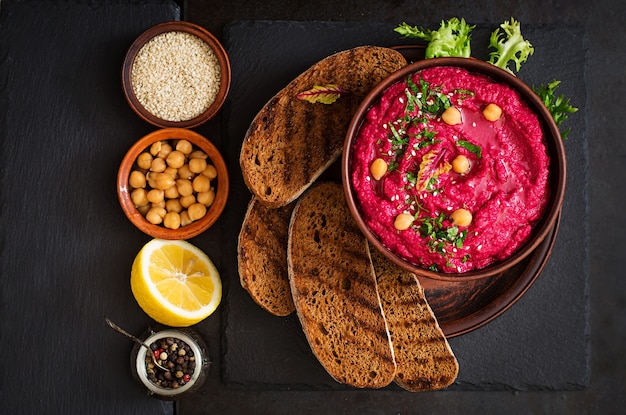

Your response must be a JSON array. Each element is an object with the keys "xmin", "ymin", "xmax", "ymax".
[
  {"xmin": 287, "ymin": 182, "xmax": 396, "ymax": 389},
  {"xmin": 240, "ymin": 46, "xmax": 408, "ymax": 208},
  {"xmin": 238, "ymin": 197, "xmax": 296, "ymax": 316},
  {"xmin": 369, "ymin": 246, "xmax": 459, "ymax": 391}
]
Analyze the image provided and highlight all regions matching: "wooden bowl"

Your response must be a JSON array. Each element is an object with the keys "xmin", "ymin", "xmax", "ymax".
[
  {"xmin": 122, "ymin": 21, "xmax": 231, "ymax": 129},
  {"xmin": 118, "ymin": 128, "xmax": 229, "ymax": 240},
  {"xmin": 342, "ymin": 57, "xmax": 567, "ymax": 281}
]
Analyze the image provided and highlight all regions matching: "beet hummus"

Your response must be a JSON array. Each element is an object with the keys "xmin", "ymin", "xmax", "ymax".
[{"xmin": 350, "ymin": 66, "xmax": 550, "ymax": 273}]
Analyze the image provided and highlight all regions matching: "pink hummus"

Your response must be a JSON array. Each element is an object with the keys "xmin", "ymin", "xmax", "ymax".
[{"xmin": 351, "ymin": 66, "xmax": 550, "ymax": 273}]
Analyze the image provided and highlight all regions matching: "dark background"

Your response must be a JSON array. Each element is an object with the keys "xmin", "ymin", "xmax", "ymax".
[
  {"xmin": 0, "ymin": 0, "xmax": 624, "ymax": 414},
  {"xmin": 180, "ymin": 1, "xmax": 625, "ymax": 413}
]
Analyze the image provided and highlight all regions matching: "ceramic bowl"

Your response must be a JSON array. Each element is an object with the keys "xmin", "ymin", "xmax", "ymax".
[
  {"xmin": 118, "ymin": 128, "xmax": 229, "ymax": 240},
  {"xmin": 122, "ymin": 21, "xmax": 231, "ymax": 129},
  {"xmin": 342, "ymin": 57, "xmax": 566, "ymax": 281}
]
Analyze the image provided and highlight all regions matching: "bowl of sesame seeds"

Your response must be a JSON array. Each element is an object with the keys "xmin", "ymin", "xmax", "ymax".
[{"xmin": 122, "ymin": 21, "xmax": 231, "ymax": 128}]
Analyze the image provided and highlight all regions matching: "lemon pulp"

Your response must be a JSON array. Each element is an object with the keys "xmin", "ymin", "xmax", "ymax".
[{"xmin": 131, "ymin": 239, "xmax": 221, "ymax": 327}]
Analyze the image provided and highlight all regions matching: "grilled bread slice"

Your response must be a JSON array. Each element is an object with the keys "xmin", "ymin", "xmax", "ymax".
[
  {"xmin": 240, "ymin": 46, "xmax": 407, "ymax": 208},
  {"xmin": 238, "ymin": 197, "xmax": 296, "ymax": 316},
  {"xmin": 287, "ymin": 182, "xmax": 396, "ymax": 389},
  {"xmin": 369, "ymin": 246, "xmax": 459, "ymax": 391}
]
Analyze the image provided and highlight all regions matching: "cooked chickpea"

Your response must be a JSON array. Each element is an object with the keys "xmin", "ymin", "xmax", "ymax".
[
  {"xmin": 179, "ymin": 210, "xmax": 193, "ymax": 227},
  {"xmin": 197, "ymin": 189, "xmax": 215, "ymax": 206},
  {"xmin": 156, "ymin": 142, "xmax": 172, "ymax": 159},
  {"xmin": 165, "ymin": 199, "xmax": 183, "ymax": 213},
  {"xmin": 176, "ymin": 179, "xmax": 194, "ymax": 197},
  {"xmin": 163, "ymin": 185, "xmax": 179, "ymax": 199},
  {"xmin": 146, "ymin": 188, "xmax": 164, "ymax": 204},
  {"xmin": 163, "ymin": 211, "xmax": 181, "ymax": 229},
  {"xmin": 151, "ymin": 200, "xmax": 166, "ymax": 209},
  {"xmin": 136, "ymin": 152, "xmax": 153, "ymax": 170},
  {"xmin": 450, "ymin": 208, "xmax": 472, "ymax": 227},
  {"xmin": 180, "ymin": 194, "xmax": 196, "ymax": 208},
  {"xmin": 192, "ymin": 175, "xmax": 211, "ymax": 193},
  {"xmin": 201, "ymin": 164, "xmax": 217, "ymax": 180},
  {"xmin": 137, "ymin": 204, "xmax": 150, "ymax": 216},
  {"xmin": 370, "ymin": 158, "xmax": 388, "ymax": 180},
  {"xmin": 452, "ymin": 155, "xmax": 470, "ymax": 174},
  {"xmin": 394, "ymin": 213, "xmax": 414, "ymax": 231},
  {"xmin": 131, "ymin": 188, "xmax": 149, "ymax": 207},
  {"xmin": 442, "ymin": 106, "xmax": 462, "ymax": 125},
  {"xmin": 163, "ymin": 167, "xmax": 178, "ymax": 179},
  {"xmin": 188, "ymin": 150, "xmax": 207, "ymax": 160},
  {"xmin": 189, "ymin": 158, "xmax": 207, "ymax": 174},
  {"xmin": 146, "ymin": 171, "xmax": 158, "ymax": 188},
  {"xmin": 150, "ymin": 157, "xmax": 166, "ymax": 173},
  {"xmin": 175, "ymin": 140, "xmax": 193, "ymax": 155},
  {"xmin": 145, "ymin": 206, "xmax": 166, "ymax": 224},
  {"xmin": 483, "ymin": 103, "xmax": 502, "ymax": 121},
  {"xmin": 154, "ymin": 173, "xmax": 175, "ymax": 190},
  {"xmin": 188, "ymin": 203, "xmax": 207, "ymax": 221},
  {"xmin": 177, "ymin": 164, "xmax": 194, "ymax": 180},
  {"xmin": 166, "ymin": 150, "xmax": 186, "ymax": 169},
  {"xmin": 129, "ymin": 170, "xmax": 146, "ymax": 188},
  {"xmin": 150, "ymin": 141, "xmax": 162, "ymax": 156}
]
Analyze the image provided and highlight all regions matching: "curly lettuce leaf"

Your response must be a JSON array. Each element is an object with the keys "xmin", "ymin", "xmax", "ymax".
[
  {"xmin": 487, "ymin": 18, "xmax": 534, "ymax": 75},
  {"xmin": 394, "ymin": 18, "xmax": 475, "ymax": 59},
  {"xmin": 533, "ymin": 80, "xmax": 579, "ymax": 139}
]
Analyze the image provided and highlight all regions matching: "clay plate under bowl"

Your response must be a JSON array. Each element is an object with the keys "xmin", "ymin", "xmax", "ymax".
[
  {"xmin": 117, "ymin": 128, "xmax": 229, "ymax": 240},
  {"xmin": 122, "ymin": 21, "xmax": 231, "ymax": 129},
  {"xmin": 342, "ymin": 57, "xmax": 567, "ymax": 282}
]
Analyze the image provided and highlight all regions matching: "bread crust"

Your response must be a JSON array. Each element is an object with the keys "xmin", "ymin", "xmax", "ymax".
[
  {"xmin": 369, "ymin": 246, "xmax": 459, "ymax": 391},
  {"xmin": 237, "ymin": 197, "xmax": 296, "ymax": 316},
  {"xmin": 240, "ymin": 46, "xmax": 408, "ymax": 208},
  {"xmin": 287, "ymin": 182, "xmax": 396, "ymax": 389}
]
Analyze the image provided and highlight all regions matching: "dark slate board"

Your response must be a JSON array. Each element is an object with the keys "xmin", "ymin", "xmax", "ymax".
[
  {"xmin": 0, "ymin": 1, "xmax": 181, "ymax": 413},
  {"xmin": 220, "ymin": 20, "xmax": 589, "ymax": 390}
]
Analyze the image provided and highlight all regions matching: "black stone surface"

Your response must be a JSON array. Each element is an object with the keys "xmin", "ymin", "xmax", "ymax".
[
  {"xmin": 0, "ymin": 1, "xmax": 181, "ymax": 414},
  {"xmin": 218, "ymin": 20, "xmax": 589, "ymax": 391},
  {"xmin": 2, "ymin": 0, "xmax": 624, "ymax": 414}
]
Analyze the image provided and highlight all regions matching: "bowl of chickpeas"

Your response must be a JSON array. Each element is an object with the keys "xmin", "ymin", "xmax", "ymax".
[{"xmin": 117, "ymin": 128, "xmax": 229, "ymax": 240}]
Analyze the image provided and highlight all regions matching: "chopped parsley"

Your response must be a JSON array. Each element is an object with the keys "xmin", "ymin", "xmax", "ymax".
[{"xmin": 456, "ymin": 139, "xmax": 482, "ymax": 158}]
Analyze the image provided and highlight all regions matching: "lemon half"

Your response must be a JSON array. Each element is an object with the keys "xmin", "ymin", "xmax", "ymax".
[{"xmin": 130, "ymin": 239, "xmax": 222, "ymax": 327}]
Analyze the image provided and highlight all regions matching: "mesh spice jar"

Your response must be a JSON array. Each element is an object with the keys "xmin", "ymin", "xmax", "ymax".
[{"xmin": 130, "ymin": 326, "xmax": 210, "ymax": 400}]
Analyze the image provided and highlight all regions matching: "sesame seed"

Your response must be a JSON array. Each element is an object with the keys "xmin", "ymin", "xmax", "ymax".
[{"xmin": 131, "ymin": 31, "xmax": 221, "ymax": 122}]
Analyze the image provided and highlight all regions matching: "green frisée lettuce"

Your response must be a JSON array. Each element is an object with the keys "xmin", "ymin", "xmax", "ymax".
[
  {"xmin": 487, "ymin": 18, "xmax": 534, "ymax": 75},
  {"xmin": 393, "ymin": 17, "xmax": 578, "ymax": 140},
  {"xmin": 394, "ymin": 18, "xmax": 475, "ymax": 59},
  {"xmin": 533, "ymin": 80, "xmax": 579, "ymax": 139}
]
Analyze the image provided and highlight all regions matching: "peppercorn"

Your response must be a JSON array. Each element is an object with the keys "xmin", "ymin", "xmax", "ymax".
[{"xmin": 144, "ymin": 336, "xmax": 197, "ymax": 389}]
